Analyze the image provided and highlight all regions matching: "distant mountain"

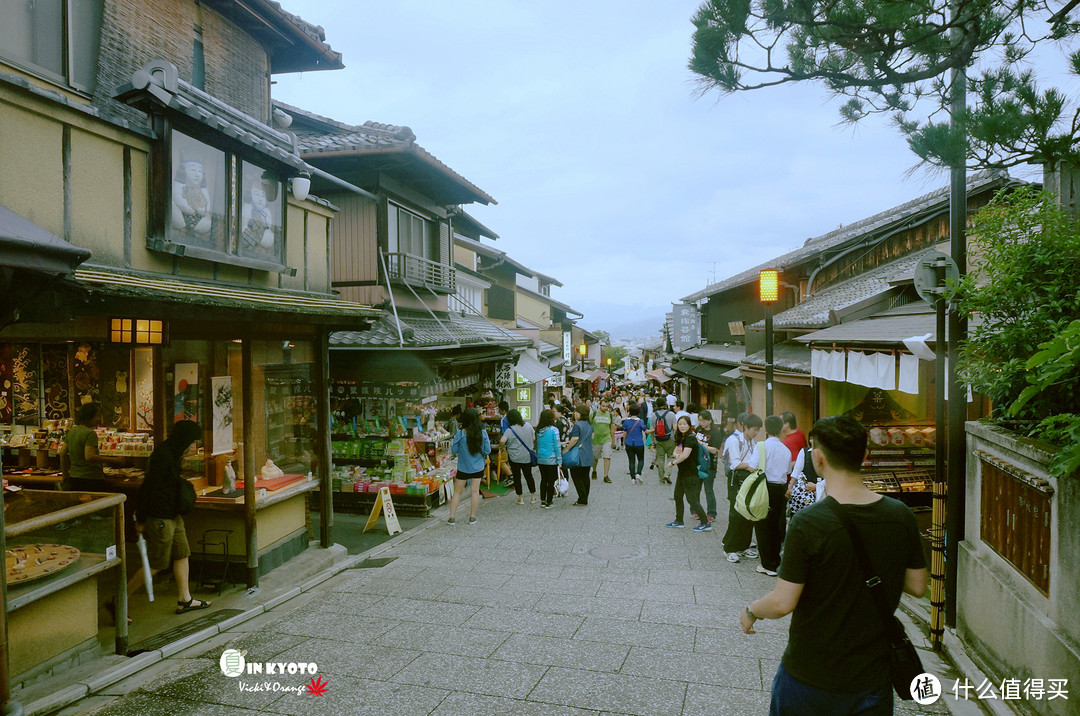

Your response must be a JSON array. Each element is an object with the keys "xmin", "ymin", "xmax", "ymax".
[{"xmin": 604, "ymin": 315, "xmax": 666, "ymax": 341}]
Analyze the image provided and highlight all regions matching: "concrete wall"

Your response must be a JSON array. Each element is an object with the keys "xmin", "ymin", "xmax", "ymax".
[{"xmin": 958, "ymin": 422, "xmax": 1080, "ymax": 715}]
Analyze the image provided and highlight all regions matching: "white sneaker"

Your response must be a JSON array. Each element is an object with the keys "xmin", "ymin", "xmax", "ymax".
[
  {"xmin": 726, "ymin": 552, "xmax": 740, "ymax": 563},
  {"xmin": 755, "ymin": 565, "xmax": 777, "ymax": 577},
  {"xmin": 742, "ymin": 548, "xmax": 758, "ymax": 559}
]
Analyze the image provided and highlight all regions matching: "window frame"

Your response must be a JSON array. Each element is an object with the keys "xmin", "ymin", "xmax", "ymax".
[
  {"xmin": 0, "ymin": 0, "xmax": 103, "ymax": 93},
  {"xmin": 148, "ymin": 121, "xmax": 293, "ymax": 275}
]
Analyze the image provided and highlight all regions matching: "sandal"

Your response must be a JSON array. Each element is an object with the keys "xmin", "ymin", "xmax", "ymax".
[{"xmin": 175, "ymin": 598, "xmax": 211, "ymax": 614}]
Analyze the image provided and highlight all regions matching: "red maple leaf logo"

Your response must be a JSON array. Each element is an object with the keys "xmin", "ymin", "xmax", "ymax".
[{"xmin": 305, "ymin": 675, "xmax": 328, "ymax": 697}]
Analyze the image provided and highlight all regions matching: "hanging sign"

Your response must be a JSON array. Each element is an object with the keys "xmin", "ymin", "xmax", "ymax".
[
  {"xmin": 363, "ymin": 486, "xmax": 402, "ymax": 535},
  {"xmin": 494, "ymin": 362, "xmax": 514, "ymax": 391},
  {"xmin": 562, "ymin": 331, "xmax": 572, "ymax": 364},
  {"xmin": 211, "ymin": 375, "xmax": 233, "ymax": 455}
]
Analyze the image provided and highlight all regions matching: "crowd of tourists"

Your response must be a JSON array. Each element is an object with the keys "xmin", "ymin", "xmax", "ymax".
[{"xmin": 445, "ymin": 384, "xmax": 929, "ymax": 713}]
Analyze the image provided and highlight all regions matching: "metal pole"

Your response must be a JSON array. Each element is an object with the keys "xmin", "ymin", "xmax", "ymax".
[
  {"xmin": 764, "ymin": 303, "xmax": 774, "ymax": 416},
  {"xmin": 945, "ymin": 0, "xmax": 969, "ymax": 629}
]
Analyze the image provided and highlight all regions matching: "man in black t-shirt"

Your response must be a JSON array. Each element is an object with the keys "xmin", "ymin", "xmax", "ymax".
[
  {"xmin": 694, "ymin": 411, "xmax": 724, "ymax": 521},
  {"xmin": 739, "ymin": 415, "xmax": 927, "ymax": 714}
]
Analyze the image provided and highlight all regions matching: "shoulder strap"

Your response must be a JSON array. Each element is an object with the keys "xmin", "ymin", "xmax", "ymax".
[
  {"xmin": 822, "ymin": 499, "xmax": 904, "ymax": 640},
  {"xmin": 507, "ymin": 426, "xmax": 536, "ymax": 457}
]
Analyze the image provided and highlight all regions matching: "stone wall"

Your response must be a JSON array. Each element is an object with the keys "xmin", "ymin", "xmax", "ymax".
[{"xmin": 958, "ymin": 421, "xmax": 1080, "ymax": 714}]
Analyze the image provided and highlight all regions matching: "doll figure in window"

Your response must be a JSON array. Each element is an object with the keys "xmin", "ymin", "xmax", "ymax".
[
  {"xmin": 241, "ymin": 176, "xmax": 277, "ymax": 250},
  {"xmin": 171, "ymin": 158, "xmax": 212, "ymax": 238}
]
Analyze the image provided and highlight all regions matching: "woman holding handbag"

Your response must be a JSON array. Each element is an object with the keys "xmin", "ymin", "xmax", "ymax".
[
  {"xmin": 535, "ymin": 409, "xmax": 562, "ymax": 508},
  {"xmin": 562, "ymin": 404, "xmax": 594, "ymax": 506},
  {"xmin": 499, "ymin": 409, "xmax": 537, "ymax": 504}
]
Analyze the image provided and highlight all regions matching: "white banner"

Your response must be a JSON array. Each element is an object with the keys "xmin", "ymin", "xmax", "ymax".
[{"xmin": 211, "ymin": 375, "xmax": 233, "ymax": 455}]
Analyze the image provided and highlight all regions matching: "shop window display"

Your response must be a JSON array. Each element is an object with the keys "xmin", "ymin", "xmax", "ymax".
[{"xmin": 164, "ymin": 131, "xmax": 284, "ymax": 267}]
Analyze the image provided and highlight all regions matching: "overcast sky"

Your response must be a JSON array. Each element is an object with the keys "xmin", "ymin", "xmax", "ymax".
[{"xmin": 275, "ymin": 1, "xmax": 1055, "ymax": 339}]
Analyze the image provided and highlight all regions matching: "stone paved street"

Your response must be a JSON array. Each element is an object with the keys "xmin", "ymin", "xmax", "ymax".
[{"xmin": 65, "ymin": 455, "xmax": 955, "ymax": 716}]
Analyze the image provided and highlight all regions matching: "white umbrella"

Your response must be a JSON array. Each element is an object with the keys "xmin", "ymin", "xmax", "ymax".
[{"xmin": 137, "ymin": 533, "xmax": 154, "ymax": 602}]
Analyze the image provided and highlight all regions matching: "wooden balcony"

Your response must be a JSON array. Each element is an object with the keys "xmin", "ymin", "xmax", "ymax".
[{"xmin": 384, "ymin": 252, "xmax": 455, "ymax": 294}]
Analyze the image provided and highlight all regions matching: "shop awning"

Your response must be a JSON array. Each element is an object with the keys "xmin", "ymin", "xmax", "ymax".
[
  {"xmin": 646, "ymin": 367, "xmax": 671, "ymax": 383},
  {"xmin": 0, "ymin": 203, "xmax": 90, "ymax": 275},
  {"xmin": 568, "ymin": 370, "xmax": 592, "ymax": 380},
  {"xmin": 514, "ymin": 352, "xmax": 555, "ymax": 384},
  {"xmin": 723, "ymin": 367, "xmax": 743, "ymax": 381},
  {"xmin": 74, "ymin": 268, "xmax": 381, "ymax": 323},
  {"xmin": 672, "ymin": 359, "xmax": 738, "ymax": 386}
]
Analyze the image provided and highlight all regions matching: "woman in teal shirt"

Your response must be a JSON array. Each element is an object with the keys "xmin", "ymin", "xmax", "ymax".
[{"xmin": 448, "ymin": 408, "xmax": 490, "ymax": 525}]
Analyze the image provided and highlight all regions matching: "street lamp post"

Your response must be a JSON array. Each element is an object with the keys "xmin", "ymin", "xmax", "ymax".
[
  {"xmin": 578, "ymin": 343, "xmax": 587, "ymax": 373},
  {"xmin": 759, "ymin": 269, "xmax": 779, "ymax": 416}
]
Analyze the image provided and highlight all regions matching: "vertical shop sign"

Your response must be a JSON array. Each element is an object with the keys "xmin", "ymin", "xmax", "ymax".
[
  {"xmin": 671, "ymin": 304, "xmax": 701, "ymax": 352},
  {"xmin": 173, "ymin": 363, "xmax": 199, "ymax": 423},
  {"xmin": 11, "ymin": 343, "xmax": 40, "ymax": 426},
  {"xmin": 72, "ymin": 343, "xmax": 100, "ymax": 410},
  {"xmin": 562, "ymin": 331, "xmax": 572, "ymax": 364},
  {"xmin": 0, "ymin": 344, "xmax": 12, "ymax": 424},
  {"xmin": 133, "ymin": 347, "xmax": 154, "ymax": 430},
  {"xmin": 41, "ymin": 344, "xmax": 71, "ymax": 420},
  {"xmin": 211, "ymin": 376, "xmax": 233, "ymax": 455},
  {"xmin": 363, "ymin": 485, "xmax": 402, "ymax": 535},
  {"xmin": 494, "ymin": 362, "xmax": 513, "ymax": 391},
  {"xmin": 99, "ymin": 346, "xmax": 130, "ymax": 429}
]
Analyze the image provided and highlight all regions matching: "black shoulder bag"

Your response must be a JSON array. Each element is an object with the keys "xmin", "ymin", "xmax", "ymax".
[{"xmin": 823, "ymin": 498, "xmax": 923, "ymax": 700}]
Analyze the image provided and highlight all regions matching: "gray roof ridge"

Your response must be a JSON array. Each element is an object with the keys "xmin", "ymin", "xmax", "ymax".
[
  {"xmin": 273, "ymin": 99, "xmax": 415, "ymax": 142},
  {"xmin": 681, "ymin": 169, "xmax": 1012, "ymax": 303}
]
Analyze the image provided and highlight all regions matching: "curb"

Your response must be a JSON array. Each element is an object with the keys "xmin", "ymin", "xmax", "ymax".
[{"xmin": 21, "ymin": 499, "xmax": 459, "ymax": 716}]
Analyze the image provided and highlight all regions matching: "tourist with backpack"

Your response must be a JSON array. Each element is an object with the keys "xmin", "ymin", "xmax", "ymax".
[
  {"xmin": 722, "ymin": 413, "xmax": 762, "ymax": 563},
  {"xmin": 666, "ymin": 416, "xmax": 711, "ymax": 532},
  {"xmin": 694, "ymin": 411, "xmax": 725, "ymax": 522},
  {"xmin": 755, "ymin": 415, "xmax": 797, "ymax": 576},
  {"xmin": 649, "ymin": 399, "xmax": 676, "ymax": 484}
]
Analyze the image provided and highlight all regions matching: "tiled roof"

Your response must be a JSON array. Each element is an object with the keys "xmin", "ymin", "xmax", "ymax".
[
  {"xmin": 742, "ymin": 342, "xmax": 813, "ymax": 374},
  {"xmin": 679, "ymin": 343, "xmax": 748, "ymax": 366},
  {"xmin": 273, "ymin": 101, "xmax": 496, "ymax": 205},
  {"xmin": 753, "ymin": 250, "xmax": 931, "ymax": 331},
  {"xmin": 201, "ymin": 0, "xmax": 343, "ymax": 73},
  {"xmin": 115, "ymin": 62, "xmax": 306, "ymax": 171},
  {"xmin": 330, "ymin": 309, "xmax": 530, "ymax": 350},
  {"xmin": 681, "ymin": 170, "xmax": 1014, "ymax": 303},
  {"xmin": 794, "ymin": 303, "xmax": 938, "ymax": 347}
]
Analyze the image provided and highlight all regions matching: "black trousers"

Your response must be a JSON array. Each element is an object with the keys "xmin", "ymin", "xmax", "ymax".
[
  {"xmin": 722, "ymin": 470, "xmax": 754, "ymax": 553},
  {"xmin": 538, "ymin": 464, "xmax": 558, "ymax": 504},
  {"xmin": 510, "ymin": 461, "xmax": 536, "ymax": 496},
  {"xmin": 570, "ymin": 465, "xmax": 591, "ymax": 504},
  {"xmin": 673, "ymin": 469, "xmax": 707, "ymax": 525},
  {"xmin": 757, "ymin": 482, "xmax": 789, "ymax": 571},
  {"xmin": 625, "ymin": 445, "xmax": 644, "ymax": 477}
]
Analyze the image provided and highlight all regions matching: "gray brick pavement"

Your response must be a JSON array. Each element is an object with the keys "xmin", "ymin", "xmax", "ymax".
[{"xmin": 58, "ymin": 454, "xmax": 956, "ymax": 715}]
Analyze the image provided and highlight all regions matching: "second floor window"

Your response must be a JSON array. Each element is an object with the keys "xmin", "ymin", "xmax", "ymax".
[
  {"xmin": 0, "ymin": 0, "xmax": 103, "ymax": 92},
  {"xmin": 388, "ymin": 204, "xmax": 434, "ymax": 260}
]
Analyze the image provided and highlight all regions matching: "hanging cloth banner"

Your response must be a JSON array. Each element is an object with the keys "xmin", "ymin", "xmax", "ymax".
[
  {"xmin": 810, "ymin": 349, "xmax": 825, "ymax": 379},
  {"xmin": 363, "ymin": 485, "xmax": 402, "ymax": 536},
  {"xmin": 898, "ymin": 353, "xmax": 920, "ymax": 394},
  {"xmin": 827, "ymin": 350, "xmax": 846, "ymax": 382},
  {"xmin": 873, "ymin": 352, "xmax": 896, "ymax": 391}
]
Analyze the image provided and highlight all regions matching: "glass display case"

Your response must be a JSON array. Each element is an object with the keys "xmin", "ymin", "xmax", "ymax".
[{"xmin": 4, "ymin": 489, "xmax": 128, "ymax": 679}]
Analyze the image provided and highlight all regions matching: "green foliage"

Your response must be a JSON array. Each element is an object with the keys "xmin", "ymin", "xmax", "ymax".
[
  {"xmin": 955, "ymin": 187, "xmax": 1080, "ymax": 475},
  {"xmin": 1010, "ymin": 320, "xmax": 1080, "ymax": 477},
  {"xmin": 688, "ymin": 0, "xmax": 1080, "ymax": 169}
]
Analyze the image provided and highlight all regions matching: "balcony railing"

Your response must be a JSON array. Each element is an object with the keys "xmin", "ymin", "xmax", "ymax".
[{"xmin": 384, "ymin": 252, "xmax": 455, "ymax": 294}]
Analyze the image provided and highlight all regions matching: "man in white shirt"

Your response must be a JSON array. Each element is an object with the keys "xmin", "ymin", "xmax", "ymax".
[
  {"xmin": 722, "ymin": 413, "xmax": 762, "ymax": 563},
  {"xmin": 755, "ymin": 415, "xmax": 796, "ymax": 576},
  {"xmin": 665, "ymin": 390, "xmax": 677, "ymax": 409},
  {"xmin": 674, "ymin": 400, "xmax": 691, "ymax": 425}
]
